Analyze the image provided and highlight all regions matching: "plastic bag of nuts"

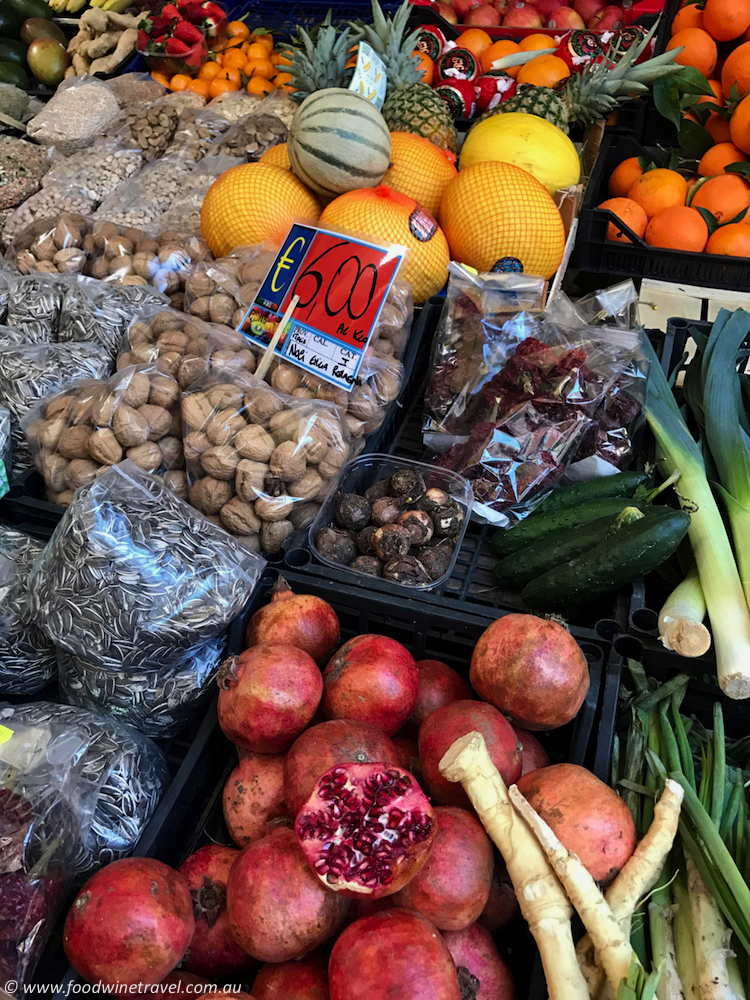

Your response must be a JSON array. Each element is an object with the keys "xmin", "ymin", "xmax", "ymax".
[
  {"xmin": 183, "ymin": 243, "xmax": 277, "ymax": 330},
  {"xmin": 24, "ymin": 363, "xmax": 185, "ymax": 506},
  {"xmin": 182, "ymin": 367, "xmax": 350, "ymax": 554},
  {"xmin": 41, "ymin": 137, "xmax": 144, "ymax": 205},
  {"xmin": 145, "ymin": 155, "xmax": 242, "ymax": 237},
  {"xmin": 2, "ymin": 185, "xmax": 98, "ymax": 250},
  {"xmin": 93, "ymin": 150, "xmax": 198, "ymax": 230},
  {"xmin": 168, "ymin": 107, "xmax": 232, "ymax": 163},
  {"xmin": 207, "ymin": 110, "xmax": 288, "ymax": 162}
]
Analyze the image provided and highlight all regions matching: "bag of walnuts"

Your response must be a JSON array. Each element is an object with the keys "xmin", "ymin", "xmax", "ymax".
[
  {"xmin": 183, "ymin": 243, "xmax": 277, "ymax": 330},
  {"xmin": 183, "ymin": 367, "xmax": 349, "ymax": 554},
  {"xmin": 24, "ymin": 363, "xmax": 184, "ymax": 505}
]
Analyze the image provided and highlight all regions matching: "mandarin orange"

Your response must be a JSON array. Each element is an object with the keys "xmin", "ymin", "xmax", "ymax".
[
  {"xmin": 627, "ymin": 168, "xmax": 689, "ymax": 218},
  {"xmin": 608, "ymin": 156, "xmax": 645, "ymax": 197},
  {"xmin": 698, "ymin": 141, "xmax": 747, "ymax": 174},
  {"xmin": 597, "ymin": 197, "xmax": 648, "ymax": 242},
  {"xmin": 706, "ymin": 222, "xmax": 750, "ymax": 254},
  {"xmin": 666, "ymin": 28, "xmax": 718, "ymax": 76},
  {"xmin": 691, "ymin": 172, "xmax": 750, "ymax": 221},
  {"xmin": 645, "ymin": 205, "xmax": 709, "ymax": 250}
]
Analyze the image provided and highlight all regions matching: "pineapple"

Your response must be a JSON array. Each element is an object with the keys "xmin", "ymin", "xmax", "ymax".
[{"xmin": 284, "ymin": 22, "xmax": 355, "ymax": 104}]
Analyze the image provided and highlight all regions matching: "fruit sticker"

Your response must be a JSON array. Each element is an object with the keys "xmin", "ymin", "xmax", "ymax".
[
  {"xmin": 555, "ymin": 30, "xmax": 605, "ymax": 70},
  {"xmin": 409, "ymin": 206, "xmax": 439, "ymax": 242}
]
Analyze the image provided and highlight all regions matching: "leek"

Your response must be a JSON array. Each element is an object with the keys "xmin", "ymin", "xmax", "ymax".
[
  {"xmin": 642, "ymin": 336, "xmax": 750, "ymax": 700},
  {"xmin": 658, "ymin": 564, "xmax": 711, "ymax": 658}
]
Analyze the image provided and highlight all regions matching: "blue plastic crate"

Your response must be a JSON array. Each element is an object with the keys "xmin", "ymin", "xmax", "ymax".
[{"xmin": 227, "ymin": 0, "xmax": 401, "ymax": 33}]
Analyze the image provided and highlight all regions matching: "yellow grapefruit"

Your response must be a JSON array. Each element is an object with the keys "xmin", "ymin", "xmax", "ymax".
[
  {"xmin": 382, "ymin": 132, "xmax": 457, "ymax": 220},
  {"xmin": 440, "ymin": 161, "xmax": 566, "ymax": 279},
  {"xmin": 320, "ymin": 186, "xmax": 450, "ymax": 304},
  {"xmin": 459, "ymin": 113, "xmax": 580, "ymax": 194},
  {"xmin": 201, "ymin": 163, "xmax": 320, "ymax": 257},
  {"xmin": 259, "ymin": 142, "xmax": 291, "ymax": 170}
]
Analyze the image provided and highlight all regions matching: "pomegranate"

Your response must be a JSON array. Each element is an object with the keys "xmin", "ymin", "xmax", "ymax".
[
  {"xmin": 245, "ymin": 577, "xmax": 340, "ymax": 667},
  {"xmin": 513, "ymin": 726, "xmax": 552, "ymax": 775},
  {"xmin": 443, "ymin": 923, "xmax": 516, "ymax": 1000},
  {"xmin": 252, "ymin": 949, "xmax": 329, "ymax": 999},
  {"xmin": 392, "ymin": 733, "xmax": 421, "ymax": 777},
  {"xmin": 223, "ymin": 752, "xmax": 288, "ymax": 847},
  {"xmin": 350, "ymin": 895, "xmax": 394, "ymax": 921},
  {"xmin": 502, "ymin": 2, "xmax": 543, "ymax": 25},
  {"xmin": 470, "ymin": 615, "xmax": 589, "ymax": 731},
  {"xmin": 517, "ymin": 763, "xmax": 637, "ymax": 886},
  {"xmin": 418, "ymin": 701, "xmax": 521, "ymax": 808},
  {"xmin": 547, "ymin": 6, "xmax": 585, "ymax": 25},
  {"xmin": 479, "ymin": 857, "xmax": 520, "ymax": 931},
  {"xmin": 177, "ymin": 844, "xmax": 252, "ymax": 978},
  {"xmin": 392, "ymin": 806, "xmax": 494, "ymax": 930},
  {"xmin": 284, "ymin": 719, "xmax": 400, "ymax": 817},
  {"xmin": 295, "ymin": 762, "xmax": 436, "ymax": 898},
  {"xmin": 329, "ymin": 909, "xmax": 461, "ymax": 999},
  {"xmin": 405, "ymin": 659, "xmax": 472, "ymax": 736},
  {"xmin": 218, "ymin": 643, "xmax": 323, "ymax": 752},
  {"xmin": 63, "ymin": 857, "xmax": 194, "ymax": 985},
  {"xmin": 588, "ymin": 4, "xmax": 624, "ymax": 27},
  {"xmin": 227, "ymin": 826, "xmax": 350, "ymax": 961},
  {"xmin": 323, "ymin": 635, "xmax": 419, "ymax": 736}
]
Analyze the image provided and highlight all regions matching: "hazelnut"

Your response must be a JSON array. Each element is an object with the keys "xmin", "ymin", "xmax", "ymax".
[
  {"xmin": 43, "ymin": 454, "xmax": 69, "ymax": 493},
  {"xmin": 121, "ymin": 371, "xmax": 151, "ymax": 408},
  {"xmin": 182, "ymin": 393, "xmax": 214, "ymax": 430},
  {"xmin": 158, "ymin": 436, "xmax": 184, "ymax": 470},
  {"xmin": 163, "ymin": 470, "xmax": 188, "ymax": 499},
  {"xmin": 206, "ymin": 408, "xmax": 246, "ymax": 446},
  {"xmin": 236, "ymin": 460, "xmax": 269, "ymax": 503},
  {"xmin": 88, "ymin": 428, "xmax": 122, "ymax": 465},
  {"xmin": 201, "ymin": 445, "xmax": 240, "ymax": 480},
  {"xmin": 189, "ymin": 476, "xmax": 234, "ymax": 515},
  {"xmin": 138, "ymin": 404, "xmax": 172, "ymax": 440},
  {"xmin": 126, "ymin": 441, "xmax": 162, "ymax": 471},
  {"xmin": 220, "ymin": 496, "xmax": 261, "ymax": 536},
  {"xmin": 245, "ymin": 388, "xmax": 283, "ymax": 423},
  {"xmin": 260, "ymin": 520, "xmax": 294, "ymax": 555},
  {"xmin": 65, "ymin": 458, "xmax": 100, "ymax": 490},
  {"xmin": 271, "ymin": 365, "xmax": 303, "ymax": 394},
  {"xmin": 290, "ymin": 469, "xmax": 322, "ymax": 500},
  {"xmin": 183, "ymin": 431, "xmax": 211, "ymax": 465},
  {"xmin": 270, "ymin": 441, "xmax": 306, "ymax": 481},
  {"xmin": 255, "ymin": 495, "xmax": 294, "ymax": 522},
  {"xmin": 149, "ymin": 373, "xmax": 180, "ymax": 409},
  {"xmin": 113, "ymin": 405, "xmax": 150, "ymax": 448},
  {"xmin": 235, "ymin": 424, "xmax": 275, "ymax": 462},
  {"xmin": 58, "ymin": 426, "xmax": 92, "ymax": 461}
]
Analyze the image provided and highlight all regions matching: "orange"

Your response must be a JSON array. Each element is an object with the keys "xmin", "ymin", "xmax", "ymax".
[
  {"xmin": 722, "ymin": 41, "xmax": 750, "ymax": 98},
  {"xmin": 382, "ymin": 132, "xmax": 458, "ymax": 220},
  {"xmin": 245, "ymin": 57, "xmax": 275, "ymax": 78},
  {"xmin": 413, "ymin": 51, "xmax": 434, "ymax": 86},
  {"xmin": 198, "ymin": 60, "xmax": 223, "ymax": 81},
  {"xmin": 187, "ymin": 78, "xmax": 211, "ymax": 98},
  {"xmin": 251, "ymin": 32, "xmax": 274, "ymax": 52},
  {"xmin": 697, "ymin": 78, "xmax": 723, "ymax": 105},
  {"xmin": 209, "ymin": 78, "xmax": 239, "ymax": 98},
  {"xmin": 706, "ymin": 221, "xmax": 750, "ymax": 253},
  {"xmin": 272, "ymin": 71, "xmax": 294, "ymax": 91},
  {"xmin": 730, "ymin": 94, "xmax": 750, "ymax": 152},
  {"xmin": 202, "ymin": 163, "xmax": 321, "ymax": 257},
  {"xmin": 703, "ymin": 0, "xmax": 750, "ymax": 41},
  {"xmin": 247, "ymin": 77, "xmax": 275, "ymax": 96},
  {"xmin": 440, "ymin": 160, "xmax": 566, "ymax": 280},
  {"xmin": 707, "ymin": 111, "xmax": 733, "ymax": 142},
  {"xmin": 627, "ymin": 168, "xmax": 689, "ymax": 218},
  {"xmin": 519, "ymin": 33, "xmax": 555, "ymax": 52},
  {"xmin": 698, "ymin": 141, "xmax": 747, "ymax": 174},
  {"xmin": 671, "ymin": 4, "xmax": 704, "ymax": 32},
  {"xmin": 150, "ymin": 72, "xmax": 170, "ymax": 87},
  {"xmin": 246, "ymin": 42, "xmax": 270, "ymax": 61},
  {"xmin": 320, "ymin": 185, "xmax": 450, "ymax": 304},
  {"xmin": 645, "ymin": 205, "xmax": 709, "ymax": 250},
  {"xmin": 223, "ymin": 49, "xmax": 247, "ymax": 70},
  {"xmin": 691, "ymin": 172, "xmax": 750, "ymax": 221},
  {"xmin": 608, "ymin": 156, "xmax": 645, "ymax": 197},
  {"xmin": 482, "ymin": 40, "xmax": 520, "ymax": 77},
  {"xmin": 666, "ymin": 28, "xmax": 718, "ymax": 76},
  {"xmin": 169, "ymin": 74, "xmax": 192, "ymax": 91},
  {"xmin": 517, "ymin": 54, "xmax": 570, "ymax": 88},
  {"xmin": 216, "ymin": 67, "xmax": 241, "ymax": 87},
  {"xmin": 227, "ymin": 20, "xmax": 250, "ymax": 40},
  {"xmin": 259, "ymin": 142, "xmax": 291, "ymax": 169},
  {"xmin": 597, "ymin": 197, "xmax": 648, "ymax": 242},
  {"xmin": 459, "ymin": 28, "xmax": 493, "ymax": 59},
  {"xmin": 273, "ymin": 51, "xmax": 293, "ymax": 67}
]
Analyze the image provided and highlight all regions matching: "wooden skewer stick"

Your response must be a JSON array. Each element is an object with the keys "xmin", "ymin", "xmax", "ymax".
[{"xmin": 255, "ymin": 294, "xmax": 300, "ymax": 382}]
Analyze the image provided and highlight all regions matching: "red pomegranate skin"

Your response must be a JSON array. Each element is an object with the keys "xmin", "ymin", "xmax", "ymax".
[
  {"xmin": 284, "ymin": 719, "xmax": 400, "ymax": 817},
  {"xmin": 223, "ymin": 752, "xmax": 288, "ymax": 847},
  {"xmin": 63, "ymin": 857, "xmax": 194, "ymax": 985},
  {"xmin": 227, "ymin": 827, "xmax": 350, "ymax": 962},
  {"xmin": 443, "ymin": 922, "xmax": 516, "ymax": 1000},
  {"xmin": 218, "ymin": 642, "xmax": 323, "ymax": 752},
  {"xmin": 418, "ymin": 701, "xmax": 522, "ymax": 809},
  {"xmin": 246, "ymin": 577, "xmax": 340, "ymax": 667},
  {"xmin": 478, "ymin": 857, "xmax": 519, "ymax": 932},
  {"xmin": 513, "ymin": 726, "xmax": 552, "ymax": 776},
  {"xmin": 392, "ymin": 807, "xmax": 494, "ymax": 930},
  {"xmin": 322, "ymin": 635, "xmax": 419, "ymax": 736},
  {"xmin": 470, "ymin": 614, "xmax": 590, "ymax": 731},
  {"xmin": 517, "ymin": 763, "xmax": 637, "ymax": 886},
  {"xmin": 177, "ymin": 844, "xmax": 252, "ymax": 978},
  {"xmin": 328, "ymin": 909, "xmax": 461, "ymax": 1000},
  {"xmin": 252, "ymin": 949, "xmax": 330, "ymax": 999},
  {"xmin": 404, "ymin": 660, "xmax": 472, "ymax": 736}
]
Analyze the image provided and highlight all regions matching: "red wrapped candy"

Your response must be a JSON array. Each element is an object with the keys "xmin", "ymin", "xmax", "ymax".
[
  {"xmin": 413, "ymin": 23, "xmax": 447, "ymax": 61},
  {"xmin": 554, "ymin": 30, "xmax": 605, "ymax": 72},
  {"xmin": 435, "ymin": 79, "xmax": 477, "ymax": 119},
  {"xmin": 474, "ymin": 71, "xmax": 517, "ymax": 114},
  {"xmin": 435, "ymin": 47, "xmax": 481, "ymax": 85}
]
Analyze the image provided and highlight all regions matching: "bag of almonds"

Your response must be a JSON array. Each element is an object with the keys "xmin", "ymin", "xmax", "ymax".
[
  {"xmin": 24, "ymin": 363, "xmax": 184, "ymax": 506},
  {"xmin": 182, "ymin": 367, "xmax": 350, "ymax": 554}
]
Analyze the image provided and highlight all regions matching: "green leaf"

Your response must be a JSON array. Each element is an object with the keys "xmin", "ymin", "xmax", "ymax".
[
  {"xmin": 696, "ymin": 206, "xmax": 720, "ymax": 236},
  {"xmin": 678, "ymin": 119, "xmax": 715, "ymax": 157},
  {"xmin": 654, "ymin": 77, "xmax": 683, "ymax": 129},
  {"xmin": 692, "ymin": 103, "xmax": 715, "ymax": 125},
  {"xmin": 673, "ymin": 66, "xmax": 717, "ymax": 96},
  {"xmin": 667, "ymin": 148, "xmax": 681, "ymax": 171},
  {"xmin": 726, "ymin": 161, "xmax": 750, "ymax": 177},
  {"xmin": 728, "ymin": 206, "xmax": 750, "ymax": 224}
]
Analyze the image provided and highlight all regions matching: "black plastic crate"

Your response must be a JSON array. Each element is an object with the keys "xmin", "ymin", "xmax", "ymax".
[{"xmin": 225, "ymin": 0, "xmax": 402, "ymax": 33}]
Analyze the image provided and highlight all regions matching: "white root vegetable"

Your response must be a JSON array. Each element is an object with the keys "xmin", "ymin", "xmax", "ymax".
[
  {"xmin": 658, "ymin": 565, "xmax": 711, "ymax": 658},
  {"xmin": 438, "ymin": 732, "xmax": 589, "ymax": 1000},
  {"xmin": 508, "ymin": 784, "xmax": 639, "ymax": 995},
  {"xmin": 685, "ymin": 853, "xmax": 737, "ymax": 1000}
]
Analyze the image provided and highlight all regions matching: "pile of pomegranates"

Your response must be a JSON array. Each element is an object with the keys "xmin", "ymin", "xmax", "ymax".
[{"xmin": 61, "ymin": 578, "xmax": 637, "ymax": 1000}]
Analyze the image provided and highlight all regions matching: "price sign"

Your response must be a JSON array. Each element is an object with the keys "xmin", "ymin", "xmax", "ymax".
[{"xmin": 240, "ymin": 223, "xmax": 405, "ymax": 392}]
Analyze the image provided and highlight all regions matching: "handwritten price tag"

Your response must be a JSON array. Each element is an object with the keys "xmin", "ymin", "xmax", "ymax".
[{"xmin": 240, "ymin": 223, "xmax": 405, "ymax": 392}]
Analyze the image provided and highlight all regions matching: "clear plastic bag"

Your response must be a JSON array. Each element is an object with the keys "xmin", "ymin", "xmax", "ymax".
[
  {"xmin": 94, "ymin": 150, "xmax": 199, "ymax": 230},
  {"xmin": 58, "ymin": 635, "xmax": 225, "ymax": 739},
  {"xmin": 184, "ymin": 243, "xmax": 278, "ymax": 330},
  {"xmin": 42, "ymin": 136, "xmax": 143, "ymax": 205},
  {"xmin": 2, "ymin": 185, "xmax": 98, "ymax": 249},
  {"xmin": 0, "ymin": 265, "xmax": 15, "ymax": 324},
  {"xmin": 0, "ymin": 701, "xmax": 169, "ymax": 875},
  {"xmin": 183, "ymin": 368, "xmax": 350, "ymax": 554},
  {"xmin": 205, "ymin": 89, "xmax": 266, "ymax": 122},
  {"xmin": 5, "ymin": 272, "xmax": 69, "ymax": 342},
  {"xmin": 547, "ymin": 279, "xmax": 640, "ymax": 331},
  {"xmin": 146, "ymin": 154, "xmax": 242, "ymax": 237},
  {"xmin": 0, "ymin": 407, "xmax": 9, "ymax": 498},
  {"xmin": 0, "ymin": 527, "xmax": 57, "ymax": 696},
  {"xmin": 28, "ymin": 460, "xmax": 265, "ymax": 670},
  {"xmin": 207, "ymin": 108, "xmax": 288, "ymax": 161},
  {"xmin": 168, "ymin": 106, "xmax": 232, "ymax": 163},
  {"xmin": 25, "ymin": 77, "xmax": 122, "ymax": 156}
]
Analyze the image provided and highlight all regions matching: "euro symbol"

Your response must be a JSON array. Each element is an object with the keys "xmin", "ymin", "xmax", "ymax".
[{"xmin": 271, "ymin": 236, "xmax": 307, "ymax": 293}]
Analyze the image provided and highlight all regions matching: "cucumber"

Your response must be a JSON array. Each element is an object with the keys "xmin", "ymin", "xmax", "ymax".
[
  {"xmin": 489, "ymin": 496, "xmax": 652, "ymax": 558},
  {"xmin": 521, "ymin": 507, "xmax": 691, "ymax": 611},
  {"xmin": 533, "ymin": 470, "xmax": 650, "ymax": 516},
  {"xmin": 0, "ymin": 60, "xmax": 29, "ymax": 88},
  {"xmin": 0, "ymin": 39, "xmax": 28, "ymax": 68}
]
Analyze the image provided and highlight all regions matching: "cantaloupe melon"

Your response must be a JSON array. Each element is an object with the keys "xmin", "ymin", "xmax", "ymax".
[{"xmin": 288, "ymin": 89, "xmax": 392, "ymax": 199}]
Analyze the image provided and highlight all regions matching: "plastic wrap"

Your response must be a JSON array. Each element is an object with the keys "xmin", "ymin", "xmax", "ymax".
[
  {"xmin": 2, "ymin": 185, "xmax": 98, "ymax": 249},
  {"xmin": 0, "ymin": 262, "xmax": 16, "ymax": 323},
  {"xmin": 57, "ymin": 276, "xmax": 169, "ymax": 358},
  {"xmin": 5, "ymin": 272, "xmax": 69, "ymax": 342},
  {"xmin": 145, "ymin": 154, "xmax": 242, "ymax": 236},
  {"xmin": 183, "ymin": 368, "xmax": 350, "ymax": 554},
  {"xmin": 25, "ymin": 77, "xmax": 122, "ymax": 156},
  {"xmin": 42, "ymin": 137, "xmax": 144, "ymax": 205},
  {"xmin": 168, "ymin": 106, "xmax": 231, "ymax": 163},
  {"xmin": 0, "ymin": 407, "xmax": 9, "ymax": 498},
  {"xmin": 0, "ymin": 342, "xmax": 112, "ymax": 480},
  {"xmin": 207, "ymin": 106, "xmax": 288, "ymax": 161},
  {"xmin": 94, "ymin": 151, "xmax": 199, "ymax": 230},
  {"xmin": 547, "ymin": 280, "xmax": 640, "ymax": 331},
  {"xmin": 58, "ymin": 635, "xmax": 225, "ymax": 738},
  {"xmin": 0, "ymin": 702, "xmax": 169, "ymax": 875},
  {"xmin": 183, "ymin": 243, "xmax": 278, "ymax": 330},
  {"xmin": 28, "ymin": 461, "xmax": 265, "ymax": 670},
  {"xmin": 0, "ymin": 527, "xmax": 57, "ymax": 696}
]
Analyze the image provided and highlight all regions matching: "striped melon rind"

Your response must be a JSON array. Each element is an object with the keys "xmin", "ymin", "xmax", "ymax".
[{"xmin": 288, "ymin": 89, "xmax": 392, "ymax": 199}]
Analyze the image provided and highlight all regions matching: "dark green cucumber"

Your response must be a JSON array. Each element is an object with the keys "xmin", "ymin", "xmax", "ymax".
[
  {"xmin": 0, "ymin": 60, "xmax": 29, "ymax": 88},
  {"xmin": 533, "ymin": 471, "xmax": 650, "ymax": 516},
  {"xmin": 489, "ymin": 497, "xmax": 652, "ymax": 558},
  {"xmin": 521, "ymin": 507, "xmax": 691, "ymax": 611},
  {"xmin": 0, "ymin": 39, "xmax": 28, "ymax": 67}
]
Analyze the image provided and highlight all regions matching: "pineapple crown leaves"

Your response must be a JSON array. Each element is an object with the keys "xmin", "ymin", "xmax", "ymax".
[
  {"xmin": 351, "ymin": 0, "xmax": 423, "ymax": 89},
  {"xmin": 283, "ymin": 21, "xmax": 355, "ymax": 103}
]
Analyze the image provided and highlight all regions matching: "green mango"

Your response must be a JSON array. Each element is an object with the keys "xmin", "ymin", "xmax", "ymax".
[
  {"xmin": 26, "ymin": 37, "xmax": 69, "ymax": 87},
  {"xmin": 20, "ymin": 18, "xmax": 67, "ymax": 46}
]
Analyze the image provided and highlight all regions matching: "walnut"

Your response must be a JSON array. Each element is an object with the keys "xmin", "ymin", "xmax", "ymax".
[
  {"xmin": 149, "ymin": 373, "xmax": 180, "ymax": 409},
  {"xmin": 271, "ymin": 365, "xmax": 303, "ymax": 394},
  {"xmin": 236, "ymin": 533, "xmax": 261, "ymax": 552},
  {"xmin": 89, "ymin": 257, "xmax": 110, "ymax": 280},
  {"xmin": 138, "ymin": 404, "xmax": 172, "ymax": 441},
  {"xmin": 33, "ymin": 235, "xmax": 57, "ymax": 262},
  {"xmin": 43, "ymin": 454, "xmax": 69, "ymax": 493},
  {"xmin": 88, "ymin": 428, "xmax": 122, "ymax": 465},
  {"xmin": 40, "ymin": 417, "xmax": 66, "ymax": 452},
  {"xmin": 122, "ymin": 275, "xmax": 149, "ymax": 288},
  {"xmin": 201, "ymin": 445, "xmax": 240, "ymax": 480},
  {"xmin": 317, "ymin": 384, "xmax": 348, "ymax": 406},
  {"xmin": 185, "ymin": 271, "xmax": 216, "ymax": 299},
  {"xmin": 53, "ymin": 218, "xmax": 81, "ymax": 250},
  {"xmin": 254, "ymin": 495, "xmax": 294, "ymax": 522},
  {"xmin": 270, "ymin": 440, "xmax": 306, "ymax": 481},
  {"xmin": 220, "ymin": 496, "xmax": 261, "ymax": 536},
  {"xmin": 206, "ymin": 383, "xmax": 244, "ymax": 410},
  {"xmin": 189, "ymin": 476, "xmax": 233, "ymax": 515},
  {"xmin": 93, "ymin": 222, "xmax": 120, "ymax": 248},
  {"xmin": 109, "ymin": 255, "xmax": 133, "ymax": 277},
  {"xmin": 25, "ymin": 418, "xmax": 47, "ymax": 449},
  {"xmin": 69, "ymin": 392, "xmax": 97, "ymax": 426},
  {"xmin": 296, "ymin": 427, "xmax": 328, "ymax": 464},
  {"xmin": 90, "ymin": 391, "xmax": 117, "ymax": 428},
  {"xmin": 163, "ymin": 470, "xmax": 188, "ymax": 499},
  {"xmin": 65, "ymin": 458, "xmax": 100, "ymax": 490},
  {"xmin": 236, "ymin": 460, "xmax": 269, "ymax": 503},
  {"xmin": 156, "ymin": 350, "xmax": 181, "ymax": 377},
  {"xmin": 268, "ymin": 409, "xmax": 300, "ymax": 444},
  {"xmin": 56, "ymin": 490, "xmax": 75, "ymax": 506},
  {"xmin": 133, "ymin": 251, "xmax": 158, "ymax": 279},
  {"xmin": 54, "ymin": 249, "xmax": 86, "ymax": 273},
  {"xmin": 245, "ymin": 388, "xmax": 283, "ymax": 423},
  {"xmin": 260, "ymin": 519, "xmax": 294, "ymax": 554},
  {"xmin": 346, "ymin": 414, "xmax": 366, "ymax": 438},
  {"xmin": 183, "ymin": 431, "xmax": 210, "ymax": 465},
  {"xmin": 121, "ymin": 371, "xmax": 151, "ymax": 409},
  {"xmin": 128, "ymin": 321, "xmax": 156, "ymax": 347},
  {"xmin": 169, "ymin": 409, "xmax": 182, "ymax": 437},
  {"xmin": 348, "ymin": 384, "xmax": 382, "ymax": 422},
  {"xmin": 113, "ymin": 406, "xmax": 150, "ymax": 448},
  {"xmin": 292, "ymin": 387, "xmax": 316, "ymax": 400},
  {"xmin": 104, "ymin": 236, "xmax": 134, "ymax": 260},
  {"xmin": 157, "ymin": 329, "xmax": 190, "ymax": 354},
  {"xmin": 15, "ymin": 250, "xmax": 38, "ymax": 274},
  {"xmin": 206, "ymin": 408, "xmax": 246, "ymax": 445},
  {"xmin": 32, "ymin": 261, "xmax": 59, "ymax": 274},
  {"xmin": 58, "ymin": 426, "xmax": 91, "ymax": 460},
  {"xmin": 126, "ymin": 441, "xmax": 162, "ymax": 471},
  {"xmin": 292, "ymin": 469, "xmax": 323, "ymax": 500},
  {"xmin": 235, "ymin": 349, "xmax": 256, "ymax": 373},
  {"xmin": 189, "ymin": 296, "xmax": 212, "ymax": 321},
  {"xmin": 209, "ymin": 294, "xmax": 235, "ymax": 326},
  {"xmin": 182, "ymin": 393, "xmax": 214, "ymax": 430},
  {"xmin": 158, "ymin": 436, "xmax": 184, "ymax": 470},
  {"xmin": 46, "ymin": 395, "xmax": 73, "ymax": 420},
  {"xmin": 179, "ymin": 356, "xmax": 209, "ymax": 389},
  {"xmin": 154, "ymin": 268, "xmax": 181, "ymax": 295},
  {"xmin": 151, "ymin": 312, "xmax": 179, "ymax": 335},
  {"xmin": 235, "ymin": 424, "xmax": 275, "ymax": 462}
]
